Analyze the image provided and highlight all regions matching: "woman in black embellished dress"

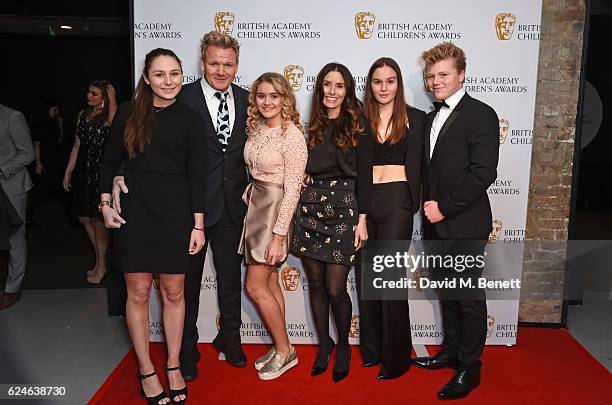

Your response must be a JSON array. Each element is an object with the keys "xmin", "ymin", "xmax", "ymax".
[
  {"xmin": 291, "ymin": 62, "xmax": 372, "ymax": 383},
  {"xmin": 63, "ymin": 79, "xmax": 117, "ymax": 284}
]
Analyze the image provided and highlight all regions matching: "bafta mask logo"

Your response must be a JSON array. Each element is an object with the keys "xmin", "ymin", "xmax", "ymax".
[
  {"xmin": 495, "ymin": 13, "xmax": 516, "ymax": 40},
  {"xmin": 152, "ymin": 273, "xmax": 160, "ymax": 289},
  {"xmin": 489, "ymin": 219, "xmax": 503, "ymax": 244},
  {"xmin": 215, "ymin": 11, "xmax": 235, "ymax": 35},
  {"xmin": 215, "ymin": 314, "xmax": 221, "ymax": 331},
  {"xmin": 355, "ymin": 11, "xmax": 376, "ymax": 39},
  {"xmin": 413, "ymin": 268, "xmax": 429, "ymax": 292},
  {"xmin": 284, "ymin": 65, "xmax": 305, "ymax": 91},
  {"xmin": 486, "ymin": 314, "xmax": 496, "ymax": 338},
  {"xmin": 499, "ymin": 118, "xmax": 509, "ymax": 144},
  {"xmin": 280, "ymin": 265, "xmax": 301, "ymax": 292},
  {"xmin": 349, "ymin": 314, "xmax": 360, "ymax": 338}
]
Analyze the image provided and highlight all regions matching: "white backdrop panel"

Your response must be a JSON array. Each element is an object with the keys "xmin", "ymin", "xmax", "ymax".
[{"xmin": 135, "ymin": 0, "xmax": 542, "ymax": 346}]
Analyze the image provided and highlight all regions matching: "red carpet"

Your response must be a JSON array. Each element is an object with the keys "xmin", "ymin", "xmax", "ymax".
[{"xmin": 89, "ymin": 328, "xmax": 611, "ymax": 404}]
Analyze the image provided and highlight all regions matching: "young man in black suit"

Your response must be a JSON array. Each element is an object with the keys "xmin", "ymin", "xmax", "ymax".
[
  {"xmin": 412, "ymin": 42, "xmax": 499, "ymax": 400},
  {"xmin": 113, "ymin": 31, "xmax": 249, "ymax": 379}
]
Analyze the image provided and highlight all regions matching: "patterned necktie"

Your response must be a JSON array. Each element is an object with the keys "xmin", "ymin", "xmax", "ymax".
[{"xmin": 215, "ymin": 91, "xmax": 230, "ymax": 151}]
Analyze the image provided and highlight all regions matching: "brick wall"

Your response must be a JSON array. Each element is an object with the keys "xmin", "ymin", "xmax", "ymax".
[{"xmin": 519, "ymin": 0, "xmax": 586, "ymax": 323}]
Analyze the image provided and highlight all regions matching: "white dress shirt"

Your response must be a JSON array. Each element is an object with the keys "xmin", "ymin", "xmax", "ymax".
[
  {"xmin": 429, "ymin": 87, "xmax": 466, "ymax": 158},
  {"xmin": 200, "ymin": 78, "xmax": 235, "ymax": 134}
]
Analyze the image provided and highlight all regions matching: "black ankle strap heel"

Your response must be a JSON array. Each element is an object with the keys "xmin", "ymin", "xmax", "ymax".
[
  {"xmin": 138, "ymin": 370, "xmax": 169, "ymax": 405},
  {"xmin": 166, "ymin": 366, "xmax": 188, "ymax": 404}
]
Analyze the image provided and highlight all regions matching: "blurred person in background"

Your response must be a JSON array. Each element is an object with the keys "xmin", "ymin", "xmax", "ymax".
[
  {"xmin": 0, "ymin": 104, "xmax": 34, "ymax": 310},
  {"xmin": 63, "ymin": 80, "xmax": 117, "ymax": 284}
]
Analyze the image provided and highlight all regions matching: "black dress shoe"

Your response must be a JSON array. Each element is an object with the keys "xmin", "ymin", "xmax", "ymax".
[
  {"xmin": 214, "ymin": 335, "xmax": 247, "ymax": 367},
  {"xmin": 412, "ymin": 352, "xmax": 458, "ymax": 370},
  {"xmin": 225, "ymin": 343, "xmax": 247, "ymax": 367},
  {"xmin": 181, "ymin": 362, "xmax": 198, "ymax": 382},
  {"xmin": 180, "ymin": 345, "xmax": 201, "ymax": 368},
  {"xmin": 311, "ymin": 338, "xmax": 335, "ymax": 376},
  {"xmin": 361, "ymin": 360, "xmax": 380, "ymax": 368},
  {"xmin": 437, "ymin": 369, "xmax": 480, "ymax": 400},
  {"xmin": 332, "ymin": 346, "xmax": 351, "ymax": 383}
]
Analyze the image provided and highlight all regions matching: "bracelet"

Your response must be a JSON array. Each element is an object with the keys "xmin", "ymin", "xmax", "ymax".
[
  {"xmin": 193, "ymin": 226, "xmax": 204, "ymax": 231},
  {"xmin": 98, "ymin": 200, "xmax": 112, "ymax": 212}
]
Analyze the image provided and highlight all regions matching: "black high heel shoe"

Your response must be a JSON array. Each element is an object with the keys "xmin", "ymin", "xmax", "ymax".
[
  {"xmin": 332, "ymin": 346, "xmax": 351, "ymax": 383},
  {"xmin": 311, "ymin": 338, "xmax": 335, "ymax": 376},
  {"xmin": 138, "ymin": 370, "xmax": 169, "ymax": 405},
  {"xmin": 167, "ymin": 366, "xmax": 188, "ymax": 404}
]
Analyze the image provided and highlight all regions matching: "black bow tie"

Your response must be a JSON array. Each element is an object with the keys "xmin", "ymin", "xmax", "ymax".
[{"xmin": 433, "ymin": 101, "xmax": 450, "ymax": 112}]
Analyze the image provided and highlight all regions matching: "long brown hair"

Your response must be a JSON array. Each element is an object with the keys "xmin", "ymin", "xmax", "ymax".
[
  {"xmin": 84, "ymin": 79, "xmax": 111, "ymax": 125},
  {"xmin": 124, "ymin": 48, "xmax": 182, "ymax": 158},
  {"xmin": 363, "ymin": 57, "xmax": 409, "ymax": 145},
  {"xmin": 307, "ymin": 63, "xmax": 363, "ymax": 150}
]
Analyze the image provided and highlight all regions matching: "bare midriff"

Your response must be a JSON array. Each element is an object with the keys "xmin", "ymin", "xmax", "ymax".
[{"xmin": 373, "ymin": 165, "xmax": 407, "ymax": 184}]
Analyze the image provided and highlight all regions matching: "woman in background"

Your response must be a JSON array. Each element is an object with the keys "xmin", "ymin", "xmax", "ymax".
[
  {"xmin": 291, "ymin": 62, "xmax": 371, "ymax": 383},
  {"xmin": 63, "ymin": 80, "xmax": 116, "ymax": 284},
  {"xmin": 240, "ymin": 72, "xmax": 307, "ymax": 380},
  {"xmin": 359, "ymin": 57, "xmax": 425, "ymax": 379}
]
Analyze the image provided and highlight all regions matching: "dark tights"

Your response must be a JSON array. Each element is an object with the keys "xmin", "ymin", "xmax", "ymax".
[{"xmin": 301, "ymin": 257, "xmax": 352, "ymax": 371}]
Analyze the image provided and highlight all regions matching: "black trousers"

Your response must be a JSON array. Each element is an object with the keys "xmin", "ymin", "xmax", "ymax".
[
  {"xmin": 358, "ymin": 182, "xmax": 413, "ymax": 377},
  {"xmin": 181, "ymin": 203, "xmax": 244, "ymax": 365},
  {"xmin": 427, "ymin": 225, "xmax": 488, "ymax": 372}
]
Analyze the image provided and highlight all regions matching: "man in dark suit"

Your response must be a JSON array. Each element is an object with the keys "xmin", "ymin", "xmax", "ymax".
[
  {"xmin": 113, "ymin": 31, "xmax": 249, "ymax": 379},
  {"xmin": 412, "ymin": 42, "xmax": 499, "ymax": 400}
]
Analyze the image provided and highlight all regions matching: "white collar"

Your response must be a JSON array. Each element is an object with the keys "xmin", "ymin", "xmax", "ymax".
[
  {"xmin": 443, "ymin": 87, "xmax": 466, "ymax": 110},
  {"xmin": 200, "ymin": 78, "xmax": 234, "ymax": 102}
]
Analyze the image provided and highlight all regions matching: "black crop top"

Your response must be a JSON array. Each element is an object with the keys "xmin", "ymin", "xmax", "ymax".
[{"xmin": 373, "ymin": 134, "xmax": 408, "ymax": 165}]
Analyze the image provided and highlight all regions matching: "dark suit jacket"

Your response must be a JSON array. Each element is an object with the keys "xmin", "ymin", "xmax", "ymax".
[
  {"xmin": 177, "ymin": 80, "xmax": 249, "ymax": 227},
  {"xmin": 0, "ymin": 105, "xmax": 34, "ymax": 197},
  {"xmin": 405, "ymin": 106, "xmax": 426, "ymax": 214},
  {"xmin": 422, "ymin": 93, "xmax": 499, "ymax": 239}
]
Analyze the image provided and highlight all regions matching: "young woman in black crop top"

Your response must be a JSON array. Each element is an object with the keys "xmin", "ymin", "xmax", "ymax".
[
  {"xmin": 290, "ymin": 63, "xmax": 371, "ymax": 383},
  {"xmin": 358, "ymin": 57, "xmax": 426, "ymax": 380}
]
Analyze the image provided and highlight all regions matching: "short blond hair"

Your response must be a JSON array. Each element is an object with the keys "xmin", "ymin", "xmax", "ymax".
[
  {"xmin": 200, "ymin": 31, "xmax": 240, "ymax": 63},
  {"xmin": 421, "ymin": 42, "xmax": 467, "ymax": 73}
]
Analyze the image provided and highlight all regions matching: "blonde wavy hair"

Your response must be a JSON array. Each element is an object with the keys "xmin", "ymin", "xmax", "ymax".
[{"xmin": 247, "ymin": 72, "xmax": 304, "ymax": 137}]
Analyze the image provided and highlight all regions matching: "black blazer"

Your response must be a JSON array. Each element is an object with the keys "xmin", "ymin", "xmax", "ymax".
[
  {"xmin": 405, "ymin": 106, "xmax": 426, "ymax": 214},
  {"xmin": 422, "ymin": 93, "xmax": 499, "ymax": 239},
  {"xmin": 178, "ymin": 80, "xmax": 249, "ymax": 227}
]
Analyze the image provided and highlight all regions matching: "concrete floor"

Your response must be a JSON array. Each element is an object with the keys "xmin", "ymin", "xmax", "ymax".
[
  {"xmin": 567, "ymin": 297, "xmax": 612, "ymax": 372},
  {"xmin": 0, "ymin": 289, "xmax": 131, "ymax": 404}
]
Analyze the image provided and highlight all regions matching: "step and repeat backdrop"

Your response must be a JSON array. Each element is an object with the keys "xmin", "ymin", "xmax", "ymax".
[{"xmin": 134, "ymin": 0, "xmax": 542, "ymax": 346}]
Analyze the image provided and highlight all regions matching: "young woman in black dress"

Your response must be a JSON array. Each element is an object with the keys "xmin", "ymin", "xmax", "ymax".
[
  {"xmin": 291, "ymin": 62, "xmax": 371, "ymax": 383},
  {"xmin": 100, "ymin": 49, "xmax": 207, "ymax": 405},
  {"xmin": 63, "ymin": 79, "xmax": 117, "ymax": 284},
  {"xmin": 359, "ymin": 57, "xmax": 425, "ymax": 380}
]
